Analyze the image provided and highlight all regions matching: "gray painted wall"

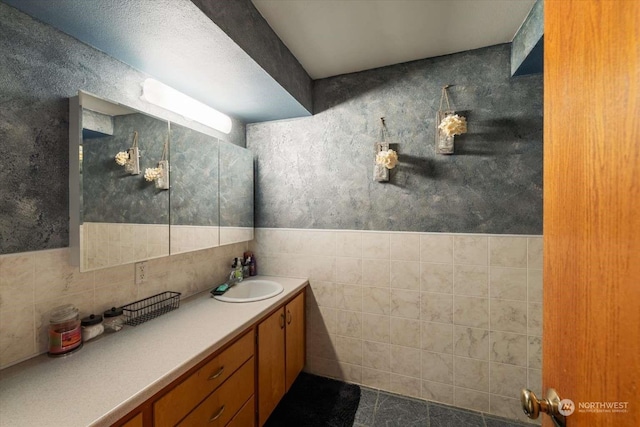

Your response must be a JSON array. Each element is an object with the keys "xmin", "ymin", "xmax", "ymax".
[
  {"xmin": 83, "ymin": 113, "xmax": 170, "ymax": 225},
  {"xmin": 170, "ymin": 123, "xmax": 220, "ymax": 227},
  {"xmin": 191, "ymin": 0, "xmax": 313, "ymax": 116},
  {"xmin": 219, "ymin": 143, "xmax": 254, "ymax": 228},
  {"xmin": 248, "ymin": 44, "xmax": 543, "ymax": 234},
  {"xmin": 511, "ymin": 0, "xmax": 544, "ymax": 76},
  {"xmin": 0, "ymin": 3, "xmax": 245, "ymax": 254}
]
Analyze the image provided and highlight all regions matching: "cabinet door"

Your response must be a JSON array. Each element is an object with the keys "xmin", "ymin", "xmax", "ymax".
[
  {"xmin": 120, "ymin": 413, "xmax": 143, "ymax": 427},
  {"xmin": 285, "ymin": 291, "xmax": 305, "ymax": 391},
  {"xmin": 258, "ymin": 307, "xmax": 286, "ymax": 426}
]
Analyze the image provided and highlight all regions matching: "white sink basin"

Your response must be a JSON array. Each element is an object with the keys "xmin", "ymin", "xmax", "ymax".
[{"xmin": 213, "ymin": 279, "xmax": 284, "ymax": 303}]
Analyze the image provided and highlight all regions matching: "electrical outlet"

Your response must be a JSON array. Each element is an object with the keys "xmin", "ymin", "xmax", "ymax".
[{"xmin": 135, "ymin": 261, "xmax": 147, "ymax": 284}]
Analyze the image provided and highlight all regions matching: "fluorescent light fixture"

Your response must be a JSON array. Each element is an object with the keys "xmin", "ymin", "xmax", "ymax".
[{"xmin": 141, "ymin": 78, "xmax": 232, "ymax": 134}]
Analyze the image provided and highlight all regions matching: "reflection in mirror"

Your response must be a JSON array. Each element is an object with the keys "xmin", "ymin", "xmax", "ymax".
[
  {"xmin": 78, "ymin": 94, "xmax": 170, "ymax": 271},
  {"xmin": 70, "ymin": 92, "xmax": 255, "ymax": 271},
  {"xmin": 219, "ymin": 142, "xmax": 254, "ymax": 245},
  {"xmin": 169, "ymin": 123, "xmax": 220, "ymax": 254}
]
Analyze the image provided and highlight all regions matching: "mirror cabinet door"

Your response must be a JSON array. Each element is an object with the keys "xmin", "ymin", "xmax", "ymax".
[
  {"xmin": 219, "ymin": 142, "xmax": 254, "ymax": 245},
  {"xmin": 71, "ymin": 92, "xmax": 253, "ymax": 272},
  {"xmin": 78, "ymin": 96, "xmax": 170, "ymax": 271},
  {"xmin": 168, "ymin": 122, "xmax": 220, "ymax": 254}
]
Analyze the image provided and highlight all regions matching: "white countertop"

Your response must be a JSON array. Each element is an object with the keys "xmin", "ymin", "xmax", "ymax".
[{"xmin": 0, "ymin": 276, "xmax": 308, "ymax": 427}]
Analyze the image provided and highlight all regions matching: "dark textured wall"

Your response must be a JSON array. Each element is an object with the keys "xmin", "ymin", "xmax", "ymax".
[
  {"xmin": 247, "ymin": 44, "xmax": 543, "ymax": 234},
  {"xmin": 511, "ymin": 0, "xmax": 543, "ymax": 76},
  {"xmin": 170, "ymin": 123, "xmax": 220, "ymax": 227},
  {"xmin": 219, "ymin": 142, "xmax": 254, "ymax": 228},
  {"xmin": 83, "ymin": 114, "xmax": 170, "ymax": 224},
  {"xmin": 0, "ymin": 3, "xmax": 245, "ymax": 254},
  {"xmin": 191, "ymin": 0, "xmax": 313, "ymax": 115}
]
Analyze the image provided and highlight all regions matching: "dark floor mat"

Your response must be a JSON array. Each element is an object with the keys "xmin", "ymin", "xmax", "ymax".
[{"xmin": 264, "ymin": 373, "xmax": 361, "ymax": 427}]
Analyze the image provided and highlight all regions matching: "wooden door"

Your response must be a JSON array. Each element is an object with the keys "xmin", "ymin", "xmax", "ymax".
[
  {"xmin": 285, "ymin": 291, "xmax": 306, "ymax": 391},
  {"xmin": 257, "ymin": 307, "xmax": 286, "ymax": 426},
  {"xmin": 544, "ymin": 0, "xmax": 640, "ymax": 426}
]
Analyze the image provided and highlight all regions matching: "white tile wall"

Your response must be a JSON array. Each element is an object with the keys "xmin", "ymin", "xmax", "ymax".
[
  {"xmin": 171, "ymin": 225, "xmax": 219, "ymax": 254},
  {"xmin": 82, "ymin": 223, "xmax": 253, "ymax": 267},
  {"xmin": 82, "ymin": 222, "xmax": 170, "ymax": 270},
  {"xmin": 0, "ymin": 241, "xmax": 247, "ymax": 368},
  {"xmin": 251, "ymin": 228, "xmax": 543, "ymax": 424}
]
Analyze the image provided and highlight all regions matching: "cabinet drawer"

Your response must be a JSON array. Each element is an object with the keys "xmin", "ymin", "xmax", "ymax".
[
  {"xmin": 154, "ymin": 330, "xmax": 254, "ymax": 427},
  {"xmin": 225, "ymin": 395, "xmax": 255, "ymax": 427},
  {"xmin": 178, "ymin": 358, "xmax": 255, "ymax": 427}
]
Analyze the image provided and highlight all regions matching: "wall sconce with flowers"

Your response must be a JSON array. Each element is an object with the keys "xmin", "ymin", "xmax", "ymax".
[
  {"xmin": 373, "ymin": 117, "xmax": 399, "ymax": 182},
  {"xmin": 144, "ymin": 137, "xmax": 170, "ymax": 190},
  {"xmin": 115, "ymin": 131, "xmax": 141, "ymax": 174},
  {"xmin": 436, "ymin": 85, "xmax": 467, "ymax": 154}
]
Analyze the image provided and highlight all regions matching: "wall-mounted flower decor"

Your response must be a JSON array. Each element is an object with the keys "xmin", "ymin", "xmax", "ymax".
[
  {"xmin": 144, "ymin": 137, "xmax": 169, "ymax": 190},
  {"xmin": 436, "ymin": 85, "xmax": 467, "ymax": 154},
  {"xmin": 376, "ymin": 149, "xmax": 398, "ymax": 169},
  {"xmin": 373, "ymin": 117, "xmax": 399, "ymax": 182},
  {"xmin": 144, "ymin": 167, "xmax": 161, "ymax": 182},
  {"xmin": 114, "ymin": 131, "xmax": 141, "ymax": 174},
  {"xmin": 438, "ymin": 113, "xmax": 467, "ymax": 137},
  {"xmin": 115, "ymin": 151, "xmax": 129, "ymax": 166}
]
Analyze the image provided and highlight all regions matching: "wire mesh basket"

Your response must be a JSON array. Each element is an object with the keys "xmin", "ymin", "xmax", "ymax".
[{"xmin": 121, "ymin": 291, "xmax": 181, "ymax": 326}]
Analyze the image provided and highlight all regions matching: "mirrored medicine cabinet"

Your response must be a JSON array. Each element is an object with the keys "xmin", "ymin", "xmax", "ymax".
[{"xmin": 69, "ymin": 91, "xmax": 253, "ymax": 272}]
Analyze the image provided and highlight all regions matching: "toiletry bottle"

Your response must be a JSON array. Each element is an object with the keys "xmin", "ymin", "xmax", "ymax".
[
  {"xmin": 249, "ymin": 256, "xmax": 256, "ymax": 276},
  {"xmin": 81, "ymin": 314, "xmax": 104, "ymax": 342},
  {"xmin": 234, "ymin": 257, "xmax": 244, "ymax": 281},
  {"xmin": 243, "ymin": 257, "xmax": 250, "ymax": 278}
]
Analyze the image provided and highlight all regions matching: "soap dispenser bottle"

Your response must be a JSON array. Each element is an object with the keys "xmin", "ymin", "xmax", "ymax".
[
  {"xmin": 233, "ymin": 257, "xmax": 244, "ymax": 282},
  {"xmin": 242, "ymin": 257, "xmax": 251, "ymax": 278}
]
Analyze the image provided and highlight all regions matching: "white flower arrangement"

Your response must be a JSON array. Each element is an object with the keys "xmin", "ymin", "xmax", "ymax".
[
  {"xmin": 375, "ymin": 149, "xmax": 399, "ymax": 169},
  {"xmin": 438, "ymin": 114, "xmax": 467, "ymax": 137},
  {"xmin": 115, "ymin": 151, "xmax": 129, "ymax": 166},
  {"xmin": 144, "ymin": 167, "xmax": 162, "ymax": 182}
]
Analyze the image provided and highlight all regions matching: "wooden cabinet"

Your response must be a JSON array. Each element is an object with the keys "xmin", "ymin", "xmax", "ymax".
[
  {"xmin": 284, "ymin": 291, "xmax": 305, "ymax": 391},
  {"xmin": 257, "ymin": 307, "xmax": 286, "ymax": 426},
  {"xmin": 111, "ymin": 285, "xmax": 308, "ymax": 427},
  {"xmin": 154, "ymin": 330, "xmax": 255, "ymax": 427},
  {"xmin": 226, "ymin": 396, "xmax": 256, "ymax": 427},
  {"xmin": 257, "ymin": 291, "xmax": 305, "ymax": 426},
  {"xmin": 111, "ymin": 405, "xmax": 152, "ymax": 427},
  {"xmin": 119, "ymin": 412, "xmax": 144, "ymax": 427},
  {"xmin": 177, "ymin": 359, "xmax": 254, "ymax": 427}
]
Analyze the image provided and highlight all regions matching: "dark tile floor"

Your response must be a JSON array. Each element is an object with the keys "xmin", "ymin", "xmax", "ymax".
[{"xmin": 353, "ymin": 388, "xmax": 532, "ymax": 427}]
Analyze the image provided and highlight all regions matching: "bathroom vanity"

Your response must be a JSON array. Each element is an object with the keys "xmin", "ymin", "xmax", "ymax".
[{"xmin": 0, "ymin": 276, "xmax": 307, "ymax": 427}]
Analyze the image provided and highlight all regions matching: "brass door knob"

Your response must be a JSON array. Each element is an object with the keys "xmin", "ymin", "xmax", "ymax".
[{"xmin": 521, "ymin": 388, "xmax": 567, "ymax": 427}]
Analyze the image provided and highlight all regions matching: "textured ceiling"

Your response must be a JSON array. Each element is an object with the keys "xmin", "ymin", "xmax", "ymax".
[
  {"xmin": 6, "ymin": 0, "xmax": 536, "ymax": 122},
  {"xmin": 3, "ymin": 0, "xmax": 311, "ymax": 123},
  {"xmin": 252, "ymin": 0, "xmax": 536, "ymax": 79}
]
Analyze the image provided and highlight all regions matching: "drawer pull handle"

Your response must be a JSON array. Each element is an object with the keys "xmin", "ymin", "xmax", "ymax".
[
  {"xmin": 207, "ymin": 366, "xmax": 224, "ymax": 380},
  {"xmin": 287, "ymin": 310, "xmax": 292, "ymax": 325},
  {"xmin": 280, "ymin": 312, "xmax": 285, "ymax": 329},
  {"xmin": 209, "ymin": 405, "xmax": 225, "ymax": 423}
]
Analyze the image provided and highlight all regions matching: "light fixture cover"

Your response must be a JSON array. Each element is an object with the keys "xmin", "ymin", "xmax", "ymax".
[{"xmin": 141, "ymin": 78, "xmax": 232, "ymax": 134}]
